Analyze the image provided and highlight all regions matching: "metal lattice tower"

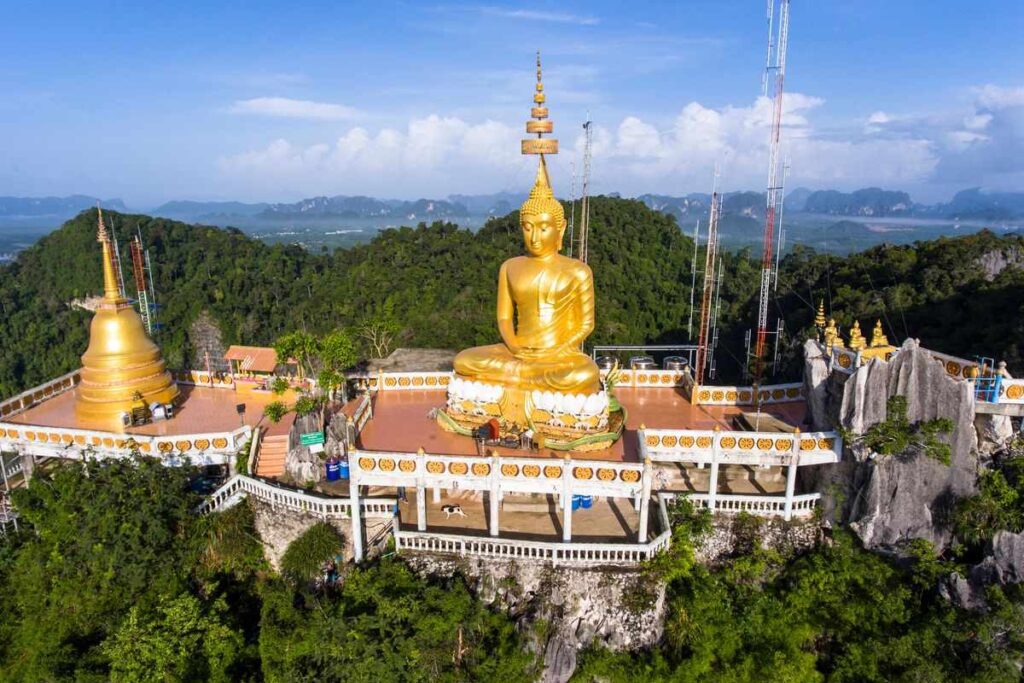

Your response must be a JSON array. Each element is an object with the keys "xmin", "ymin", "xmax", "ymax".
[
  {"xmin": 694, "ymin": 191, "xmax": 722, "ymax": 392},
  {"xmin": 578, "ymin": 116, "xmax": 594, "ymax": 263},
  {"xmin": 130, "ymin": 234, "xmax": 152, "ymax": 335},
  {"xmin": 752, "ymin": 0, "xmax": 790, "ymax": 403}
]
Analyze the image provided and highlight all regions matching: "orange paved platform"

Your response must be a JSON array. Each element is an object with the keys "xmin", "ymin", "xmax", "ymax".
[
  {"xmin": 7, "ymin": 384, "xmax": 278, "ymax": 437},
  {"xmin": 355, "ymin": 387, "xmax": 807, "ymax": 463}
]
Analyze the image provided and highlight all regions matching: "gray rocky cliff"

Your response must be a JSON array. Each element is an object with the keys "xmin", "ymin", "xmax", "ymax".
[
  {"xmin": 805, "ymin": 338, "xmax": 981, "ymax": 551},
  {"xmin": 402, "ymin": 556, "xmax": 666, "ymax": 683},
  {"xmin": 942, "ymin": 530, "xmax": 1024, "ymax": 610},
  {"xmin": 285, "ymin": 413, "xmax": 325, "ymax": 484},
  {"xmin": 803, "ymin": 339, "xmax": 831, "ymax": 432}
]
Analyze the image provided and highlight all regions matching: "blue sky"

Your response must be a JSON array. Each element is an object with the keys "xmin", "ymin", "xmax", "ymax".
[{"xmin": 1, "ymin": 1, "xmax": 1022, "ymax": 206}]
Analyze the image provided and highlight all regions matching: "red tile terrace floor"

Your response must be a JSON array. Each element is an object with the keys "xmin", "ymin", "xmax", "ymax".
[
  {"xmin": 7, "ymin": 384, "xmax": 282, "ymax": 437},
  {"xmin": 355, "ymin": 386, "xmax": 807, "ymax": 463}
]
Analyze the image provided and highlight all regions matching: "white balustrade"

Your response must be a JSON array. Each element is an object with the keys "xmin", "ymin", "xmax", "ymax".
[
  {"xmin": 0, "ymin": 370, "xmax": 81, "ymax": 420},
  {"xmin": 197, "ymin": 474, "xmax": 397, "ymax": 518},
  {"xmin": 644, "ymin": 429, "xmax": 841, "ymax": 466},
  {"xmin": 681, "ymin": 492, "xmax": 820, "ymax": 518}
]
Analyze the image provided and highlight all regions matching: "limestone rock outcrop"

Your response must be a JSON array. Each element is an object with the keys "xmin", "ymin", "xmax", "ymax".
[
  {"xmin": 942, "ymin": 530, "xmax": 1024, "ymax": 610},
  {"xmin": 806, "ymin": 338, "xmax": 980, "ymax": 551},
  {"xmin": 285, "ymin": 413, "xmax": 324, "ymax": 484}
]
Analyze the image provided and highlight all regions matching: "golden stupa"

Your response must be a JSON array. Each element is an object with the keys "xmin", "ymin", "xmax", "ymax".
[
  {"xmin": 447, "ymin": 52, "xmax": 601, "ymax": 431},
  {"xmin": 75, "ymin": 209, "xmax": 178, "ymax": 426}
]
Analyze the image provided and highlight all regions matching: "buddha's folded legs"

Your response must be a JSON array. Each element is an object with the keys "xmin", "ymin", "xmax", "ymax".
[{"xmin": 453, "ymin": 344, "xmax": 600, "ymax": 395}]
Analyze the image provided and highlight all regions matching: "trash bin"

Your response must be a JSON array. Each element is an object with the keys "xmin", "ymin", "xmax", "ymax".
[
  {"xmin": 580, "ymin": 495, "xmax": 593, "ymax": 509},
  {"xmin": 571, "ymin": 494, "xmax": 582, "ymax": 511},
  {"xmin": 325, "ymin": 458, "xmax": 341, "ymax": 481},
  {"xmin": 338, "ymin": 459, "xmax": 350, "ymax": 480}
]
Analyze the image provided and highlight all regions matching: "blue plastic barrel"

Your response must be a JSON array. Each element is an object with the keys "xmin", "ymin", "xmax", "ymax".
[
  {"xmin": 580, "ymin": 495, "xmax": 593, "ymax": 509},
  {"xmin": 325, "ymin": 458, "xmax": 341, "ymax": 481},
  {"xmin": 338, "ymin": 459, "xmax": 350, "ymax": 480},
  {"xmin": 571, "ymin": 494, "xmax": 582, "ymax": 511}
]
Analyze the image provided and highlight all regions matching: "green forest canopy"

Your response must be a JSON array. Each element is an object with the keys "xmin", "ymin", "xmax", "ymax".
[{"xmin": 1, "ymin": 201, "xmax": 1022, "ymax": 399}]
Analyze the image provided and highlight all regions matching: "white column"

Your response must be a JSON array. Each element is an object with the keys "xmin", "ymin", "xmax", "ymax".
[
  {"xmin": 489, "ymin": 453, "xmax": 500, "ymax": 537},
  {"xmin": 562, "ymin": 456, "xmax": 573, "ymax": 542},
  {"xmin": 707, "ymin": 427, "xmax": 721, "ymax": 513},
  {"xmin": 349, "ymin": 464, "xmax": 364, "ymax": 562},
  {"xmin": 637, "ymin": 458, "xmax": 653, "ymax": 542},
  {"xmin": 416, "ymin": 448, "xmax": 427, "ymax": 532},
  {"xmin": 784, "ymin": 430, "xmax": 800, "ymax": 521},
  {"xmin": 432, "ymin": 487, "xmax": 441, "ymax": 503}
]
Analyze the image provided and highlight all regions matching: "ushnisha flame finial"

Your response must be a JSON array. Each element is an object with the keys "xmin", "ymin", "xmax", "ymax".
[{"xmin": 522, "ymin": 51, "xmax": 557, "ymax": 156}]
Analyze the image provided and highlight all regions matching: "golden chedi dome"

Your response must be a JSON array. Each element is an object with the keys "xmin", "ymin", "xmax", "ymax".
[{"xmin": 75, "ymin": 209, "xmax": 178, "ymax": 426}]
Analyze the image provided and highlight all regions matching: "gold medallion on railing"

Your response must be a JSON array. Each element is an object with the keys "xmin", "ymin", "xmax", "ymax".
[
  {"xmin": 756, "ymin": 438, "xmax": 773, "ymax": 451},
  {"xmin": 1008, "ymin": 384, "xmax": 1024, "ymax": 400},
  {"xmin": 449, "ymin": 462, "xmax": 468, "ymax": 475},
  {"xmin": 597, "ymin": 468, "xmax": 616, "ymax": 481},
  {"xmin": 726, "ymin": 390, "xmax": 737, "ymax": 401},
  {"xmin": 719, "ymin": 436, "xmax": 736, "ymax": 449},
  {"xmin": 472, "ymin": 463, "xmax": 490, "ymax": 476},
  {"xmin": 739, "ymin": 437, "xmax": 755, "ymax": 450},
  {"xmin": 838, "ymin": 354, "xmax": 852, "ymax": 368},
  {"xmin": 379, "ymin": 458, "xmax": 396, "ymax": 472},
  {"xmin": 158, "ymin": 442, "xmax": 173, "ymax": 453},
  {"xmin": 681, "ymin": 436, "xmax": 694, "ymax": 448},
  {"xmin": 385, "ymin": 377, "xmax": 397, "ymax": 387},
  {"xmin": 176, "ymin": 440, "xmax": 192, "ymax": 451},
  {"xmin": 818, "ymin": 438, "xmax": 834, "ymax": 450},
  {"xmin": 426, "ymin": 376, "xmax": 438, "ymax": 386},
  {"xmin": 399, "ymin": 459, "xmax": 416, "ymax": 472},
  {"xmin": 523, "ymin": 464, "xmax": 541, "ymax": 478},
  {"xmin": 662, "ymin": 435, "xmax": 678, "ymax": 448},
  {"xmin": 699, "ymin": 390, "xmax": 710, "ymax": 402},
  {"xmin": 426, "ymin": 461, "xmax": 445, "ymax": 474},
  {"xmin": 739, "ymin": 391, "xmax": 752, "ymax": 402},
  {"xmin": 573, "ymin": 467, "xmax": 593, "ymax": 480},
  {"xmin": 800, "ymin": 438, "xmax": 815, "ymax": 451},
  {"xmin": 213, "ymin": 438, "xmax": 228, "ymax": 449},
  {"xmin": 787, "ymin": 387, "xmax": 800, "ymax": 398},
  {"xmin": 543, "ymin": 466, "xmax": 562, "ymax": 479},
  {"xmin": 696, "ymin": 436, "xmax": 712, "ymax": 449},
  {"xmin": 358, "ymin": 457, "xmax": 375, "ymax": 471},
  {"xmin": 620, "ymin": 470, "xmax": 640, "ymax": 483},
  {"xmin": 398, "ymin": 377, "xmax": 411, "ymax": 387},
  {"xmin": 501, "ymin": 463, "xmax": 519, "ymax": 477},
  {"xmin": 775, "ymin": 438, "xmax": 793, "ymax": 451},
  {"xmin": 62, "ymin": 434, "xmax": 73, "ymax": 444},
  {"xmin": 195, "ymin": 439, "xmax": 210, "ymax": 450},
  {"xmin": 645, "ymin": 434, "xmax": 659, "ymax": 446}
]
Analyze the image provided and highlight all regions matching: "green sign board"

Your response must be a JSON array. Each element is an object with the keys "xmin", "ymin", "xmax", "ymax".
[{"xmin": 300, "ymin": 432, "xmax": 325, "ymax": 446}]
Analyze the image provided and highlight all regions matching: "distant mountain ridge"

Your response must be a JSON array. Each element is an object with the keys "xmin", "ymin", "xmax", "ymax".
[
  {"xmin": 803, "ymin": 188, "xmax": 912, "ymax": 217},
  {"xmin": 0, "ymin": 195, "xmax": 126, "ymax": 219},
  {"xmin": 260, "ymin": 195, "xmax": 469, "ymax": 220}
]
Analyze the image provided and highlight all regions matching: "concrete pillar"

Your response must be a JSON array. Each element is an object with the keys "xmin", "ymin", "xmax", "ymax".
[
  {"xmin": 489, "ymin": 453, "xmax": 500, "ymax": 537},
  {"xmin": 707, "ymin": 427, "xmax": 721, "ymax": 513},
  {"xmin": 349, "ymin": 476, "xmax": 364, "ymax": 563},
  {"xmin": 432, "ymin": 487, "xmax": 441, "ymax": 503},
  {"xmin": 637, "ymin": 457, "xmax": 653, "ymax": 542},
  {"xmin": 784, "ymin": 429, "xmax": 800, "ymax": 521},
  {"xmin": 416, "ymin": 448, "xmax": 427, "ymax": 532},
  {"xmin": 562, "ymin": 456, "xmax": 573, "ymax": 542}
]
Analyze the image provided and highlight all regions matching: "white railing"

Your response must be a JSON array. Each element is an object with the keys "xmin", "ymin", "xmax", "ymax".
[
  {"xmin": 0, "ymin": 422, "xmax": 250, "ymax": 465},
  {"xmin": 643, "ymin": 429, "xmax": 842, "ymax": 466},
  {"xmin": 830, "ymin": 346, "xmax": 860, "ymax": 374},
  {"xmin": 605, "ymin": 368, "xmax": 688, "ymax": 389},
  {"xmin": 247, "ymin": 428, "xmax": 262, "ymax": 476},
  {"xmin": 351, "ymin": 394, "xmax": 372, "ymax": 434},
  {"xmin": 367, "ymin": 372, "xmax": 451, "ymax": 392},
  {"xmin": 0, "ymin": 369, "xmax": 81, "ymax": 420},
  {"xmin": 692, "ymin": 382, "xmax": 804, "ymax": 406},
  {"xmin": 394, "ymin": 493, "xmax": 673, "ymax": 566},
  {"xmin": 171, "ymin": 369, "xmax": 236, "ymax": 390},
  {"xmin": 351, "ymin": 449, "xmax": 646, "ymax": 497},
  {"xmin": 2, "ymin": 454, "xmax": 23, "ymax": 483},
  {"xmin": 197, "ymin": 474, "xmax": 396, "ymax": 518},
  {"xmin": 998, "ymin": 379, "xmax": 1024, "ymax": 405},
  {"xmin": 682, "ymin": 492, "xmax": 820, "ymax": 517}
]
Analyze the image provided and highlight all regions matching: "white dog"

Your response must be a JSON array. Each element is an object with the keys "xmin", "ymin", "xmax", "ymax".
[{"xmin": 441, "ymin": 504, "xmax": 467, "ymax": 519}]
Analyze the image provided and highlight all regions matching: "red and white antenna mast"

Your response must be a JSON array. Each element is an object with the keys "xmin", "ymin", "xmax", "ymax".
[{"xmin": 752, "ymin": 0, "xmax": 790, "ymax": 405}]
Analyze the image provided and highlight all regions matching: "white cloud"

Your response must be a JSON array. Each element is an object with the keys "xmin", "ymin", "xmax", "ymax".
[
  {"xmin": 229, "ymin": 97, "xmax": 359, "ymax": 121},
  {"xmin": 219, "ymin": 85, "xmax": 1024, "ymax": 200},
  {"xmin": 479, "ymin": 7, "xmax": 599, "ymax": 26}
]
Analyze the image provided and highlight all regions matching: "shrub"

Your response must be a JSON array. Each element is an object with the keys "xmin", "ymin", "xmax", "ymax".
[
  {"xmin": 280, "ymin": 523, "xmax": 345, "ymax": 585},
  {"xmin": 263, "ymin": 401, "xmax": 288, "ymax": 423}
]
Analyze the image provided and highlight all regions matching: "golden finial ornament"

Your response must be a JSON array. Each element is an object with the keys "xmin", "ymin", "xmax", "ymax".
[
  {"xmin": 847, "ymin": 320, "xmax": 866, "ymax": 351},
  {"xmin": 521, "ymin": 51, "xmax": 558, "ymax": 156},
  {"xmin": 814, "ymin": 300, "xmax": 826, "ymax": 336}
]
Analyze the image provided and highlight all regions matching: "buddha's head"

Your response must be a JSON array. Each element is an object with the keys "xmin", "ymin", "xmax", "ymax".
[{"xmin": 520, "ymin": 157, "xmax": 566, "ymax": 258}]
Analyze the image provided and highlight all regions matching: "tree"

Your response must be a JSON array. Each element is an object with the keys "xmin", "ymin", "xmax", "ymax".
[{"xmin": 360, "ymin": 314, "xmax": 402, "ymax": 359}]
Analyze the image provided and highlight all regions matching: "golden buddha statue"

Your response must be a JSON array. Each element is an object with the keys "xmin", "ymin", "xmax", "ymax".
[
  {"xmin": 445, "ymin": 53, "xmax": 603, "ymax": 435},
  {"xmin": 847, "ymin": 320, "xmax": 866, "ymax": 351},
  {"xmin": 452, "ymin": 158, "xmax": 600, "ymax": 398},
  {"xmin": 822, "ymin": 317, "xmax": 839, "ymax": 352},
  {"xmin": 75, "ymin": 209, "xmax": 178, "ymax": 426}
]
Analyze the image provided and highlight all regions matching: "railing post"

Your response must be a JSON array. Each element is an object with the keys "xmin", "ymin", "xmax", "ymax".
[
  {"xmin": 562, "ymin": 454, "xmax": 573, "ymax": 542},
  {"xmin": 637, "ymin": 456, "xmax": 652, "ymax": 542},
  {"xmin": 489, "ymin": 452, "xmax": 500, "ymax": 537},
  {"xmin": 416, "ymin": 448, "xmax": 427, "ymax": 532},
  {"xmin": 350, "ymin": 457, "xmax": 364, "ymax": 562},
  {"xmin": 784, "ymin": 429, "xmax": 800, "ymax": 521},
  {"xmin": 707, "ymin": 427, "xmax": 721, "ymax": 513}
]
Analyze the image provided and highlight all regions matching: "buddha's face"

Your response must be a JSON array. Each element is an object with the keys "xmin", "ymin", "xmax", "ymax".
[{"xmin": 521, "ymin": 212, "xmax": 566, "ymax": 258}]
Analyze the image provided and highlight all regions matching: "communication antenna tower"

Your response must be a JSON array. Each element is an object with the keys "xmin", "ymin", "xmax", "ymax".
[
  {"xmin": 107, "ymin": 215, "xmax": 126, "ymax": 298},
  {"xmin": 568, "ymin": 160, "xmax": 577, "ymax": 258},
  {"xmin": 751, "ymin": 0, "xmax": 790, "ymax": 407},
  {"xmin": 773, "ymin": 157, "xmax": 791, "ymax": 291},
  {"xmin": 687, "ymin": 220, "xmax": 700, "ymax": 339},
  {"xmin": 578, "ymin": 114, "xmax": 594, "ymax": 263},
  {"xmin": 130, "ymin": 233, "xmax": 152, "ymax": 335},
  {"xmin": 694, "ymin": 184, "xmax": 722, "ymax": 396}
]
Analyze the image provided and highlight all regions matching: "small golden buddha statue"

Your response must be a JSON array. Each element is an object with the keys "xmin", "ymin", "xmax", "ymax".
[
  {"xmin": 823, "ymin": 317, "xmax": 839, "ymax": 352},
  {"xmin": 869, "ymin": 319, "xmax": 890, "ymax": 347},
  {"xmin": 847, "ymin": 320, "xmax": 866, "ymax": 351}
]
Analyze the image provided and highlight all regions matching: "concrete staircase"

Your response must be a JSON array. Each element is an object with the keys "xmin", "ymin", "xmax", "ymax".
[{"xmin": 255, "ymin": 432, "xmax": 289, "ymax": 478}]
